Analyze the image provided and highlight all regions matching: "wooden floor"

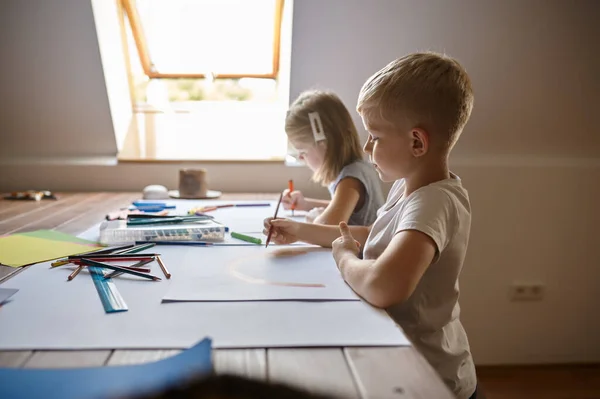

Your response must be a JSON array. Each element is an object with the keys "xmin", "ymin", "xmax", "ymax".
[{"xmin": 477, "ymin": 364, "xmax": 600, "ymax": 399}]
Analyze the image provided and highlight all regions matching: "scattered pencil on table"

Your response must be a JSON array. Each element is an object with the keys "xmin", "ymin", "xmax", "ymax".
[
  {"xmin": 68, "ymin": 253, "xmax": 159, "ymax": 260},
  {"xmin": 51, "ymin": 244, "xmax": 137, "ymax": 267},
  {"xmin": 79, "ymin": 258, "xmax": 162, "ymax": 281},
  {"xmin": 102, "ymin": 265, "xmax": 151, "ymax": 273},
  {"xmin": 67, "ymin": 265, "xmax": 83, "ymax": 281},
  {"xmin": 288, "ymin": 179, "xmax": 295, "ymax": 216},
  {"xmin": 71, "ymin": 256, "xmax": 156, "ymax": 263},
  {"xmin": 115, "ymin": 243, "xmax": 156, "ymax": 254},
  {"xmin": 231, "ymin": 232, "xmax": 262, "ymax": 245},
  {"xmin": 155, "ymin": 256, "xmax": 171, "ymax": 279},
  {"xmin": 104, "ymin": 258, "xmax": 155, "ymax": 279},
  {"xmin": 265, "ymin": 192, "xmax": 283, "ymax": 248}
]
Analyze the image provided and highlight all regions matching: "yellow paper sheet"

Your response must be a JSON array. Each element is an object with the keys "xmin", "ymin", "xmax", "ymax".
[{"xmin": 0, "ymin": 235, "xmax": 102, "ymax": 268}]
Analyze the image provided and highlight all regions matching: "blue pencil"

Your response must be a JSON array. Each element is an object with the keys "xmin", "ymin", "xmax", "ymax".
[{"xmin": 132, "ymin": 201, "xmax": 176, "ymax": 208}]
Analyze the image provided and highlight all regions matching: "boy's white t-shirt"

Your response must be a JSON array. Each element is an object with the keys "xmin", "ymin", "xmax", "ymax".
[{"xmin": 363, "ymin": 173, "xmax": 476, "ymax": 399}]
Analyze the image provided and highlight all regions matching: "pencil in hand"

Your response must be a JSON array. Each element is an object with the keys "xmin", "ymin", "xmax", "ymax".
[
  {"xmin": 288, "ymin": 179, "xmax": 295, "ymax": 216},
  {"xmin": 265, "ymin": 192, "xmax": 283, "ymax": 248}
]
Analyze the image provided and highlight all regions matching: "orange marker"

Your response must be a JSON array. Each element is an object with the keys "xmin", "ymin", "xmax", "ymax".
[{"xmin": 288, "ymin": 179, "xmax": 295, "ymax": 216}]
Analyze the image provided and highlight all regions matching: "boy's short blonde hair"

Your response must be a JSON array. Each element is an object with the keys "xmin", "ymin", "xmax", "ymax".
[
  {"xmin": 286, "ymin": 90, "xmax": 363, "ymax": 185},
  {"xmin": 357, "ymin": 52, "xmax": 474, "ymax": 151}
]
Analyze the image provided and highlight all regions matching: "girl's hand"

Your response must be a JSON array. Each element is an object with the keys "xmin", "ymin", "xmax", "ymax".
[
  {"xmin": 263, "ymin": 217, "xmax": 301, "ymax": 245},
  {"xmin": 332, "ymin": 222, "xmax": 361, "ymax": 266},
  {"xmin": 281, "ymin": 189, "xmax": 308, "ymax": 211}
]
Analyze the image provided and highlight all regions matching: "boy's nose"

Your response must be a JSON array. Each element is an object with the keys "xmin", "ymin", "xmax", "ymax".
[{"xmin": 363, "ymin": 140, "xmax": 372, "ymax": 154}]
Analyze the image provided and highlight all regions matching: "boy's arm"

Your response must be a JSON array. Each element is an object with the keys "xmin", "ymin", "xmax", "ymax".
[
  {"xmin": 267, "ymin": 218, "xmax": 372, "ymax": 248},
  {"xmin": 334, "ymin": 224, "xmax": 436, "ymax": 308},
  {"xmin": 313, "ymin": 178, "xmax": 362, "ymax": 225}
]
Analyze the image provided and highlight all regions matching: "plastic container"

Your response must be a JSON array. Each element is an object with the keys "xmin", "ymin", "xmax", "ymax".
[{"xmin": 99, "ymin": 220, "xmax": 226, "ymax": 245}]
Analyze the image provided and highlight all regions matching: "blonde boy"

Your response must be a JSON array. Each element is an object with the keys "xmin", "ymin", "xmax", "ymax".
[{"xmin": 264, "ymin": 52, "xmax": 477, "ymax": 399}]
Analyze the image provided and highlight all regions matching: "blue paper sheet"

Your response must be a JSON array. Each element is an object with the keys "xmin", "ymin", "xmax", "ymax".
[{"xmin": 0, "ymin": 338, "xmax": 212, "ymax": 399}]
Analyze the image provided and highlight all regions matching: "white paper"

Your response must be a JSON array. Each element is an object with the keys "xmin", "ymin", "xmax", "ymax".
[
  {"xmin": 0, "ymin": 251, "xmax": 410, "ymax": 349},
  {"xmin": 162, "ymin": 245, "xmax": 358, "ymax": 302}
]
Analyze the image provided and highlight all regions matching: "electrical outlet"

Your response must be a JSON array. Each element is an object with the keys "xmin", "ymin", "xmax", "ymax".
[{"xmin": 509, "ymin": 283, "xmax": 545, "ymax": 301}]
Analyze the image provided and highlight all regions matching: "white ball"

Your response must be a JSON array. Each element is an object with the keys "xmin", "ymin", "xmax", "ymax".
[{"xmin": 142, "ymin": 185, "xmax": 169, "ymax": 200}]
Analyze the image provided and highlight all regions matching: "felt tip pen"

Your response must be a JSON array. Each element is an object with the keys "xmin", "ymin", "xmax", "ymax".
[{"xmin": 231, "ymin": 232, "xmax": 262, "ymax": 245}]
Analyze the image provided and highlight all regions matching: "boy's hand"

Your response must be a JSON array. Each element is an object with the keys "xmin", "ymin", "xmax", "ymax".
[
  {"xmin": 281, "ymin": 190, "xmax": 308, "ymax": 211},
  {"xmin": 332, "ymin": 222, "xmax": 360, "ymax": 266},
  {"xmin": 263, "ymin": 217, "xmax": 301, "ymax": 244}
]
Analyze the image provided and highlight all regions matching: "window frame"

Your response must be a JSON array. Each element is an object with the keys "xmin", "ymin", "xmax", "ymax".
[{"xmin": 119, "ymin": 0, "xmax": 285, "ymax": 80}]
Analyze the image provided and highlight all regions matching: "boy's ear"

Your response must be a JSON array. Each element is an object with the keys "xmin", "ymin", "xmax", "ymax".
[{"xmin": 410, "ymin": 128, "xmax": 429, "ymax": 157}]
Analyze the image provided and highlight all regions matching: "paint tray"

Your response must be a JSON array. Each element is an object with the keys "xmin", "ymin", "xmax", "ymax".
[{"xmin": 98, "ymin": 219, "xmax": 226, "ymax": 245}]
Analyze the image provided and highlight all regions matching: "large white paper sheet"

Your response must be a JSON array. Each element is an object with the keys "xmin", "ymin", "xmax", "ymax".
[
  {"xmin": 0, "ymin": 247, "xmax": 410, "ymax": 349},
  {"xmin": 162, "ymin": 245, "xmax": 358, "ymax": 302}
]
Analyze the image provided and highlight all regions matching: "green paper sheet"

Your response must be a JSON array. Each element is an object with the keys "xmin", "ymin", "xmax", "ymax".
[
  {"xmin": 0, "ymin": 235, "xmax": 102, "ymax": 268},
  {"xmin": 17, "ymin": 230, "xmax": 98, "ymax": 245}
]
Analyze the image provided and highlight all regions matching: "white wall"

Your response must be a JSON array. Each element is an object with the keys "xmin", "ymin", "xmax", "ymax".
[
  {"xmin": 1, "ymin": 0, "xmax": 599, "ymax": 365},
  {"xmin": 0, "ymin": 0, "xmax": 118, "ymax": 159},
  {"xmin": 90, "ymin": 0, "xmax": 133, "ymax": 152}
]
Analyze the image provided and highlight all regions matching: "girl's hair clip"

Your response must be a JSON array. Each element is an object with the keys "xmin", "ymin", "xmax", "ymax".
[{"xmin": 308, "ymin": 112, "xmax": 326, "ymax": 142}]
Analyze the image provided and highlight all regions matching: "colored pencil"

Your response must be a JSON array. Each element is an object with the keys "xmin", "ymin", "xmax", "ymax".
[
  {"xmin": 215, "ymin": 203, "xmax": 270, "ymax": 208},
  {"xmin": 67, "ymin": 266, "xmax": 83, "ymax": 281},
  {"xmin": 69, "ymin": 263, "xmax": 152, "ymax": 281},
  {"xmin": 156, "ymin": 256, "xmax": 171, "ymax": 279},
  {"xmin": 104, "ymin": 258, "xmax": 155, "ymax": 279},
  {"xmin": 68, "ymin": 253, "xmax": 159, "ymax": 260},
  {"xmin": 52, "ymin": 244, "xmax": 136, "ymax": 267},
  {"xmin": 71, "ymin": 256, "xmax": 155, "ymax": 262},
  {"xmin": 80, "ymin": 258, "xmax": 161, "ymax": 281},
  {"xmin": 189, "ymin": 203, "xmax": 270, "ymax": 215},
  {"xmin": 65, "ymin": 244, "xmax": 146, "ymax": 279},
  {"xmin": 231, "ymin": 232, "xmax": 262, "ymax": 245},
  {"xmin": 104, "ymin": 266, "xmax": 151, "ymax": 273},
  {"xmin": 196, "ymin": 206, "xmax": 218, "ymax": 213},
  {"xmin": 127, "ymin": 216, "xmax": 210, "ymax": 226},
  {"xmin": 265, "ymin": 192, "xmax": 283, "ymax": 248},
  {"xmin": 115, "ymin": 243, "xmax": 156, "ymax": 254},
  {"xmin": 132, "ymin": 201, "xmax": 176, "ymax": 207}
]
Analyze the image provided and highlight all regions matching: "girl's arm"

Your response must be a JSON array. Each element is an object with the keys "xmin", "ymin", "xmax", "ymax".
[
  {"xmin": 313, "ymin": 178, "xmax": 364, "ymax": 225},
  {"xmin": 281, "ymin": 191, "xmax": 330, "ymax": 211}
]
